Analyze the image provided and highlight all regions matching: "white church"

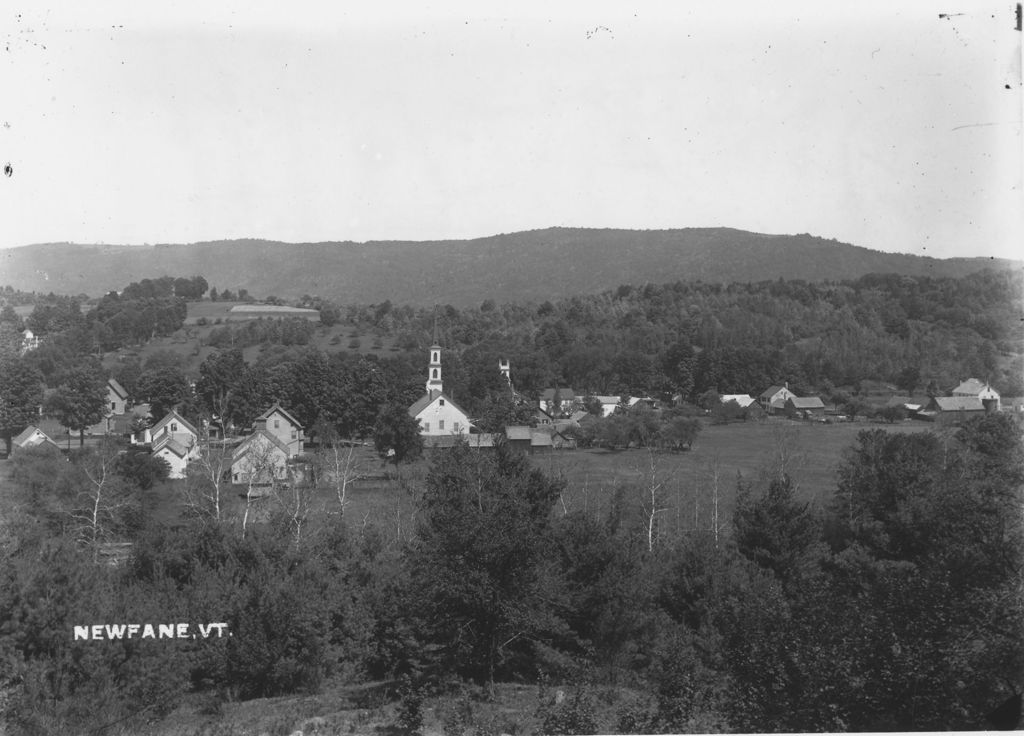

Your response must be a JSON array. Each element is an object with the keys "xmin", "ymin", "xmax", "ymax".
[{"xmin": 407, "ymin": 335, "xmax": 473, "ymax": 436}]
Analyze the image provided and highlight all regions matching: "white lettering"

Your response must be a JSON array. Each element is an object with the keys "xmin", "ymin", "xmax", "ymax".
[
  {"xmin": 199, "ymin": 623, "xmax": 212, "ymax": 638},
  {"xmin": 159, "ymin": 624, "xmax": 174, "ymax": 639},
  {"xmin": 105, "ymin": 624, "xmax": 126, "ymax": 639},
  {"xmin": 91, "ymin": 624, "xmax": 103, "ymax": 639},
  {"xmin": 128, "ymin": 624, "xmax": 140, "ymax": 638},
  {"xmin": 176, "ymin": 623, "xmax": 189, "ymax": 638},
  {"xmin": 142, "ymin": 624, "xmax": 155, "ymax": 639},
  {"xmin": 74, "ymin": 626, "xmax": 89, "ymax": 640},
  {"xmin": 212, "ymin": 623, "xmax": 228, "ymax": 637}
]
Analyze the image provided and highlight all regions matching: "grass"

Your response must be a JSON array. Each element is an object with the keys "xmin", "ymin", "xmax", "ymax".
[
  {"xmin": 136, "ymin": 417, "xmax": 934, "ymax": 548},
  {"xmin": 128, "ymin": 679, "xmax": 634, "ymax": 736}
]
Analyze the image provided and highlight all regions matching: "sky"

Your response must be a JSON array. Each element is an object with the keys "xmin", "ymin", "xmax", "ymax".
[{"xmin": 2, "ymin": 1, "xmax": 1022, "ymax": 260}]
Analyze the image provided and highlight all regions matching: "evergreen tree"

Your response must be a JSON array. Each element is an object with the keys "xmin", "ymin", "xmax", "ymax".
[{"xmin": 410, "ymin": 443, "xmax": 563, "ymax": 688}]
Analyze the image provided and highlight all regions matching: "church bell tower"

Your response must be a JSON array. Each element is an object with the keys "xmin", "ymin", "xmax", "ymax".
[{"xmin": 426, "ymin": 320, "xmax": 443, "ymax": 396}]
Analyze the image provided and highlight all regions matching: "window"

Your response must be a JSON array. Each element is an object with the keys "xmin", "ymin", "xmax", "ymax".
[
  {"xmin": 424, "ymin": 422, "xmax": 430, "ymax": 431},
  {"xmin": 171, "ymin": 423, "xmax": 178, "ymax": 432},
  {"xmin": 454, "ymin": 422, "xmax": 460, "ymax": 432},
  {"xmin": 433, "ymin": 369, "xmax": 439, "ymax": 379},
  {"xmin": 439, "ymin": 399, "xmax": 445, "ymax": 406},
  {"xmin": 439, "ymin": 420, "xmax": 445, "ymax": 430},
  {"xmin": 274, "ymin": 419, "xmax": 280, "ymax": 429},
  {"xmin": 291, "ymin": 430, "xmax": 297, "ymax": 439},
  {"xmin": 111, "ymin": 402, "xmax": 116, "ymax": 411}
]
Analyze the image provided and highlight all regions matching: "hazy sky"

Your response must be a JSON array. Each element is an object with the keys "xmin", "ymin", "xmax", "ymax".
[{"xmin": 3, "ymin": 1, "xmax": 1021, "ymax": 259}]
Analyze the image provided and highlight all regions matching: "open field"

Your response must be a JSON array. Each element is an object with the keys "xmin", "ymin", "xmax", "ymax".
[
  {"xmin": 183, "ymin": 301, "xmax": 319, "ymax": 324},
  {"xmin": 123, "ymin": 417, "xmax": 934, "ymax": 543}
]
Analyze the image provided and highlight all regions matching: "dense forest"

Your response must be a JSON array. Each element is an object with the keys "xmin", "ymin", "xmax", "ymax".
[
  {"xmin": 0, "ymin": 268, "xmax": 1022, "ymax": 733},
  {"xmin": 3, "ymin": 269, "xmax": 1022, "ymax": 433}
]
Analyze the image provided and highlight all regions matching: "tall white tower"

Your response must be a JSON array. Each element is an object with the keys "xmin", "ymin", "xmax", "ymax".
[{"xmin": 426, "ymin": 321, "xmax": 443, "ymax": 395}]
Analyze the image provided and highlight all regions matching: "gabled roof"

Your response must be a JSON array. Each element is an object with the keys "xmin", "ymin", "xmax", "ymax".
[
  {"xmin": 787, "ymin": 396, "xmax": 825, "ymax": 409},
  {"xmin": 529, "ymin": 432, "xmax": 553, "ymax": 447},
  {"xmin": 593, "ymin": 395, "xmax": 621, "ymax": 404},
  {"xmin": 13, "ymin": 425, "xmax": 57, "ymax": 447},
  {"xmin": 107, "ymin": 377, "xmax": 129, "ymax": 400},
  {"xmin": 952, "ymin": 378, "xmax": 993, "ymax": 395},
  {"xmin": 569, "ymin": 410, "xmax": 590, "ymax": 423},
  {"xmin": 232, "ymin": 429, "xmax": 290, "ymax": 461},
  {"xmin": 408, "ymin": 391, "xmax": 469, "ymax": 420},
  {"xmin": 13, "ymin": 426, "xmax": 38, "ymax": 446},
  {"xmin": 152, "ymin": 435, "xmax": 191, "ymax": 458},
  {"xmin": 720, "ymin": 394, "xmax": 755, "ymax": 407},
  {"xmin": 759, "ymin": 385, "xmax": 793, "ymax": 399},
  {"xmin": 505, "ymin": 426, "xmax": 532, "ymax": 441},
  {"xmin": 150, "ymin": 410, "xmax": 199, "ymax": 438},
  {"xmin": 255, "ymin": 402, "xmax": 303, "ymax": 430},
  {"xmin": 932, "ymin": 396, "xmax": 985, "ymax": 412}
]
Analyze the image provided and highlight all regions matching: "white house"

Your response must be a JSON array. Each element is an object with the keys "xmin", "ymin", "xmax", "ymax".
[
  {"xmin": 107, "ymin": 378, "xmax": 130, "ymax": 416},
  {"xmin": 231, "ymin": 429, "xmax": 291, "ymax": 485},
  {"xmin": 152, "ymin": 435, "xmax": 199, "ymax": 479},
  {"xmin": 136, "ymin": 410, "xmax": 200, "ymax": 449},
  {"xmin": 12, "ymin": 425, "xmax": 60, "ymax": 451},
  {"xmin": 758, "ymin": 384, "xmax": 798, "ymax": 414},
  {"xmin": 87, "ymin": 378, "xmax": 133, "ymax": 435},
  {"xmin": 253, "ymin": 403, "xmax": 304, "ymax": 457},
  {"xmin": 408, "ymin": 340, "xmax": 473, "ymax": 436}
]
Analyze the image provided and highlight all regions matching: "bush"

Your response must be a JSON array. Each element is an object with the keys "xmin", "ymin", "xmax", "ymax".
[
  {"xmin": 395, "ymin": 676, "xmax": 425, "ymax": 735},
  {"xmin": 536, "ymin": 688, "xmax": 598, "ymax": 736}
]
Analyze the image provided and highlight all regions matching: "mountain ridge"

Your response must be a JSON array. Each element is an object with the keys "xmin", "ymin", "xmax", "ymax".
[{"xmin": 2, "ymin": 227, "xmax": 1017, "ymax": 306}]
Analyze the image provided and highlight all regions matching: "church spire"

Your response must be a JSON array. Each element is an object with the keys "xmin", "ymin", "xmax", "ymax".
[{"xmin": 426, "ymin": 317, "xmax": 443, "ymax": 396}]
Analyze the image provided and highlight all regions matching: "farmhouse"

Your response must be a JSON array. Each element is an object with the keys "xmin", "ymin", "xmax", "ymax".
[
  {"xmin": 408, "ymin": 339, "xmax": 473, "ymax": 437},
  {"xmin": 136, "ymin": 409, "xmax": 200, "ymax": 448},
  {"xmin": 231, "ymin": 429, "xmax": 291, "ymax": 485},
  {"xmin": 252, "ymin": 403, "xmax": 304, "ymax": 457},
  {"xmin": 758, "ymin": 384, "xmax": 797, "ymax": 414},
  {"xmin": 107, "ymin": 378, "xmax": 130, "ymax": 416},
  {"xmin": 12, "ymin": 425, "xmax": 60, "ymax": 451},
  {"xmin": 152, "ymin": 435, "xmax": 199, "ymax": 479},
  {"xmin": 85, "ymin": 377, "xmax": 133, "ymax": 435}
]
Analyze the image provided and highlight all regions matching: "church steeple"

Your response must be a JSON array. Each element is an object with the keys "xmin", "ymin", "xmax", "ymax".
[{"xmin": 426, "ymin": 319, "xmax": 443, "ymax": 396}]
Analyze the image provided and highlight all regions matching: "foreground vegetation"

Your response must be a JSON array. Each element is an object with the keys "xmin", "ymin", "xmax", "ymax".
[{"xmin": 0, "ymin": 412, "xmax": 1020, "ymax": 734}]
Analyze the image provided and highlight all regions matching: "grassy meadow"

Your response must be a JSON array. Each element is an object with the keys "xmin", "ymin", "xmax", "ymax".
[{"xmin": 138, "ymin": 417, "xmax": 934, "ymax": 546}]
